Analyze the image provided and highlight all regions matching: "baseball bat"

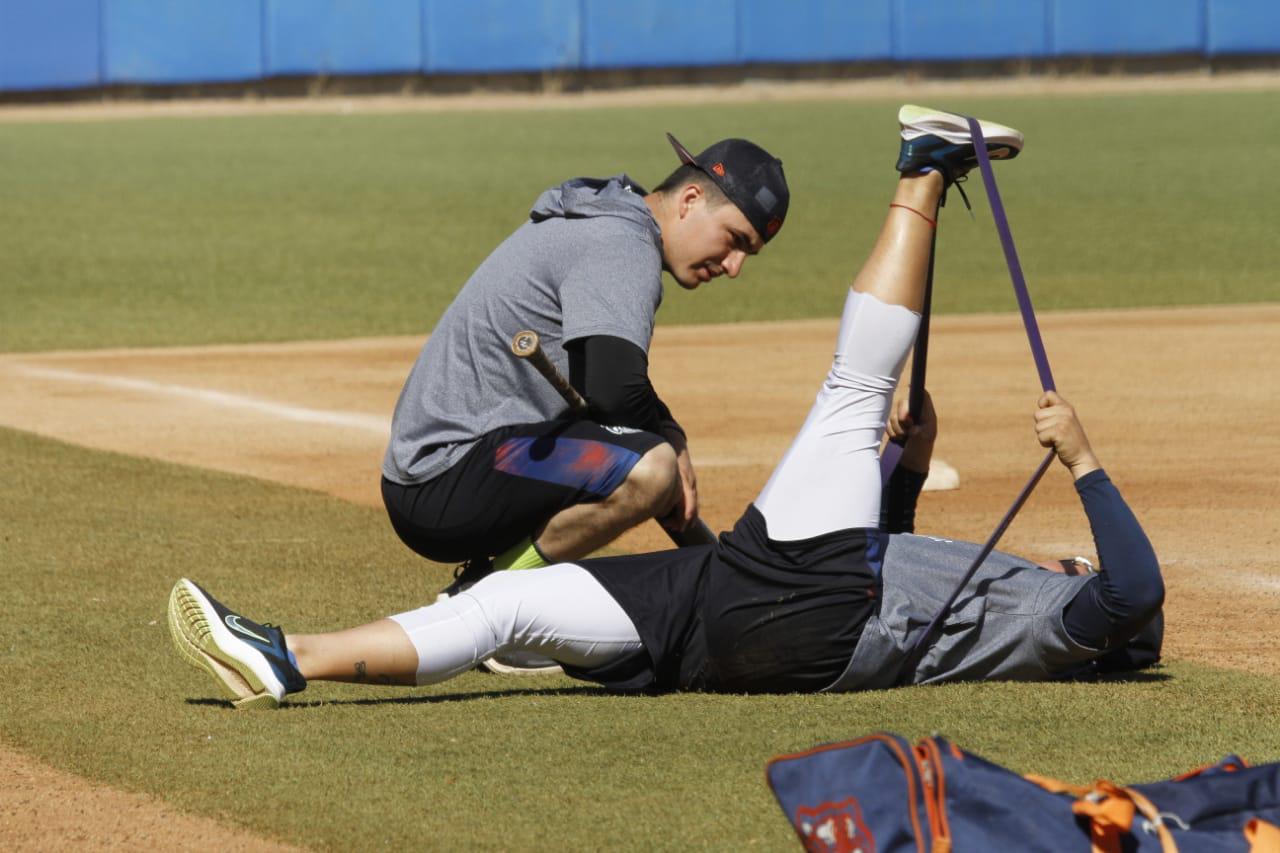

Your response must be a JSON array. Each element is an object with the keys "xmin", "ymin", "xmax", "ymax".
[
  {"xmin": 510, "ymin": 330, "xmax": 717, "ymax": 548},
  {"xmin": 511, "ymin": 330, "xmax": 589, "ymax": 417}
]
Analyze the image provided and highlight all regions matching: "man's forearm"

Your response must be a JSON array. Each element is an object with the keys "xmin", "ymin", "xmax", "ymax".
[
  {"xmin": 1061, "ymin": 469, "xmax": 1164, "ymax": 649},
  {"xmin": 568, "ymin": 335, "xmax": 665, "ymax": 432}
]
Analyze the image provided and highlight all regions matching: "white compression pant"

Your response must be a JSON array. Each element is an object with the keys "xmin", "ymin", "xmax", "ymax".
[
  {"xmin": 389, "ymin": 564, "xmax": 643, "ymax": 684},
  {"xmin": 754, "ymin": 290, "xmax": 920, "ymax": 541}
]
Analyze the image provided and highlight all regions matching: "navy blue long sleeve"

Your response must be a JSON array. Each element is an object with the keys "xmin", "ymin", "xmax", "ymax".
[{"xmin": 1061, "ymin": 469, "xmax": 1164, "ymax": 651}]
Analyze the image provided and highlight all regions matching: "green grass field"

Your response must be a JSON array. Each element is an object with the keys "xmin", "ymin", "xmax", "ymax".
[
  {"xmin": 2, "ymin": 90, "xmax": 1280, "ymax": 849},
  {"xmin": 3, "ymin": 426, "xmax": 1278, "ymax": 849},
  {"xmin": 1, "ymin": 91, "xmax": 1277, "ymax": 353}
]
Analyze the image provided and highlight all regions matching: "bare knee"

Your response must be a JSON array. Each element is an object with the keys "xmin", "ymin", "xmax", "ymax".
[{"xmin": 615, "ymin": 442, "xmax": 679, "ymax": 518}]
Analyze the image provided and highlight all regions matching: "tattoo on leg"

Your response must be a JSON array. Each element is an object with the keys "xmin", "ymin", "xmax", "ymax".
[{"xmin": 353, "ymin": 660, "xmax": 397, "ymax": 684}]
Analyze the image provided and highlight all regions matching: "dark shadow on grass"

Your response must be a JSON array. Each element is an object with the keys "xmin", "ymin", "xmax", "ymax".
[
  {"xmin": 182, "ymin": 667, "xmax": 1174, "ymax": 711},
  {"xmin": 184, "ymin": 684, "xmax": 611, "ymax": 710},
  {"xmin": 183, "ymin": 669, "xmax": 1174, "ymax": 711},
  {"xmin": 859, "ymin": 667, "xmax": 1175, "ymax": 697},
  {"xmin": 303, "ymin": 685, "xmax": 613, "ymax": 707},
  {"xmin": 1082, "ymin": 669, "xmax": 1173, "ymax": 685}
]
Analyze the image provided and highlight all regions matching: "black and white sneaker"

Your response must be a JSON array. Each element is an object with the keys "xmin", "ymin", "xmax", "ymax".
[
  {"xmin": 895, "ymin": 104, "xmax": 1024, "ymax": 186},
  {"xmin": 167, "ymin": 578, "xmax": 306, "ymax": 709},
  {"xmin": 435, "ymin": 557, "xmax": 495, "ymax": 602}
]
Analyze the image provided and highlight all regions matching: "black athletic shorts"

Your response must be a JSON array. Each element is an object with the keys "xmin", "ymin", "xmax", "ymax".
[
  {"xmin": 571, "ymin": 505, "xmax": 878, "ymax": 694},
  {"xmin": 381, "ymin": 418, "xmax": 665, "ymax": 564}
]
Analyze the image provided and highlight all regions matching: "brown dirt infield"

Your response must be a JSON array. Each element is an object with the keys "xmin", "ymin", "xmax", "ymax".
[
  {"xmin": 0, "ymin": 744, "xmax": 305, "ymax": 851},
  {"xmin": 3, "ymin": 305, "xmax": 1279, "ymax": 844}
]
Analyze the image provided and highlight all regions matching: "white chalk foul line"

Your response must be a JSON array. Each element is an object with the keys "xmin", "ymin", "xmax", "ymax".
[
  {"xmin": 8, "ymin": 364, "xmax": 964, "ymax": 483},
  {"xmin": 11, "ymin": 364, "xmax": 391, "ymax": 434}
]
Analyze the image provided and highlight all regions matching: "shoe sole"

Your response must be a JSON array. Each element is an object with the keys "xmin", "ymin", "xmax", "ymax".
[
  {"xmin": 898, "ymin": 104, "xmax": 1024, "ymax": 152},
  {"xmin": 167, "ymin": 579, "xmax": 284, "ymax": 709},
  {"xmin": 479, "ymin": 657, "xmax": 565, "ymax": 676}
]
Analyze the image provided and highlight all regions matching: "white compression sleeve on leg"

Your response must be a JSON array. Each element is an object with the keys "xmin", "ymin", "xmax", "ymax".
[
  {"xmin": 754, "ymin": 290, "xmax": 920, "ymax": 540},
  {"xmin": 389, "ymin": 563, "xmax": 644, "ymax": 685}
]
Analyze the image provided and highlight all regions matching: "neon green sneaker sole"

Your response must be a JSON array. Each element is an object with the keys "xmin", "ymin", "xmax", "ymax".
[{"xmin": 167, "ymin": 580, "xmax": 281, "ymax": 710}]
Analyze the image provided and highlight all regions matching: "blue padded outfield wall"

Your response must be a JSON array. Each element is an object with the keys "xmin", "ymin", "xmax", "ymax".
[
  {"xmin": 102, "ymin": 0, "xmax": 262, "ymax": 85},
  {"xmin": 738, "ymin": 1, "xmax": 892, "ymax": 64},
  {"xmin": 266, "ymin": 0, "xmax": 422, "ymax": 77},
  {"xmin": 1209, "ymin": 0, "xmax": 1280, "ymax": 55},
  {"xmin": 582, "ymin": 0, "xmax": 738, "ymax": 69},
  {"xmin": 0, "ymin": 0, "xmax": 100, "ymax": 90},
  {"xmin": 895, "ymin": 0, "xmax": 1050, "ymax": 61},
  {"xmin": 2, "ymin": 0, "xmax": 1279, "ymax": 93},
  {"xmin": 1053, "ymin": 0, "xmax": 1204, "ymax": 57},
  {"xmin": 426, "ymin": 0, "xmax": 580, "ymax": 74}
]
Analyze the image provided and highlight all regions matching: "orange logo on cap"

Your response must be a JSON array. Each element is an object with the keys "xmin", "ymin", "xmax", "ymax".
[
  {"xmin": 766, "ymin": 217, "xmax": 782, "ymax": 236},
  {"xmin": 711, "ymin": 162, "xmax": 726, "ymax": 177}
]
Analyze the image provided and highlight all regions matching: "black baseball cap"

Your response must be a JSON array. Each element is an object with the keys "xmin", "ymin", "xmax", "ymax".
[{"xmin": 666, "ymin": 133, "xmax": 789, "ymax": 244}]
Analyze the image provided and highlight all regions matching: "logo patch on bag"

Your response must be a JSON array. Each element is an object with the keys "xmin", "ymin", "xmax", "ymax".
[{"xmin": 795, "ymin": 797, "xmax": 876, "ymax": 853}]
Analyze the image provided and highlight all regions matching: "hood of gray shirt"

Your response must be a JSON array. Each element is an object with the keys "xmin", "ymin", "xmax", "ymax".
[{"xmin": 529, "ymin": 175, "xmax": 660, "ymax": 241}]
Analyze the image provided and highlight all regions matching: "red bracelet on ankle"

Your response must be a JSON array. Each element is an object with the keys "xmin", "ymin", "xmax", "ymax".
[{"xmin": 889, "ymin": 203, "xmax": 937, "ymax": 229}]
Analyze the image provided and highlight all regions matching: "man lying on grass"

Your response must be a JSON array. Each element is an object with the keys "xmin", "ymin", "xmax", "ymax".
[{"xmin": 166, "ymin": 105, "xmax": 1164, "ymax": 708}]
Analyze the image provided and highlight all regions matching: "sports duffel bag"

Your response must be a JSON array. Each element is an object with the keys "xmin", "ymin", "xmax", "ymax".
[{"xmin": 766, "ymin": 732, "xmax": 1280, "ymax": 852}]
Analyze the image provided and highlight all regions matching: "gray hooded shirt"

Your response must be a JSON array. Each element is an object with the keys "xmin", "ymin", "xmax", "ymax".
[{"xmin": 383, "ymin": 175, "xmax": 664, "ymax": 485}]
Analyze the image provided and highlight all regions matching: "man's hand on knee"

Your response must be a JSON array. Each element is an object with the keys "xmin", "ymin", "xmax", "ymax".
[{"xmin": 657, "ymin": 429, "xmax": 700, "ymax": 533}]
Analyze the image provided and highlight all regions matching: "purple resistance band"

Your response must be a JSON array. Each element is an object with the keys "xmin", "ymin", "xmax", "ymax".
[{"xmin": 897, "ymin": 117, "xmax": 1062, "ymax": 681}]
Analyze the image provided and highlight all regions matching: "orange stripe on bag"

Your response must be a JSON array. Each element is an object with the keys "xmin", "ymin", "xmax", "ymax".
[
  {"xmin": 1174, "ymin": 758, "xmax": 1249, "ymax": 781},
  {"xmin": 1025, "ymin": 774, "xmax": 1093, "ymax": 797},
  {"xmin": 1072, "ymin": 788, "xmax": 1135, "ymax": 853},
  {"xmin": 922, "ymin": 739, "xmax": 952, "ymax": 846},
  {"xmin": 1029, "ymin": 778, "xmax": 1178, "ymax": 853}
]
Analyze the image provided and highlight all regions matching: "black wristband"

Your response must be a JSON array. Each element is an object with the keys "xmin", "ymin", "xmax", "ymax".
[
  {"xmin": 879, "ymin": 465, "xmax": 928, "ymax": 534},
  {"xmin": 655, "ymin": 399, "xmax": 685, "ymax": 440}
]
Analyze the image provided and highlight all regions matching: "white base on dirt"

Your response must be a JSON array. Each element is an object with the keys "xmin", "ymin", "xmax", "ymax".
[{"xmin": 923, "ymin": 459, "xmax": 960, "ymax": 492}]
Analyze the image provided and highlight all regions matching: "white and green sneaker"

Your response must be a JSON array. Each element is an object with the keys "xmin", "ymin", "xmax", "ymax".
[
  {"xmin": 895, "ymin": 104, "xmax": 1024, "ymax": 185},
  {"xmin": 167, "ymin": 578, "xmax": 307, "ymax": 709}
]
